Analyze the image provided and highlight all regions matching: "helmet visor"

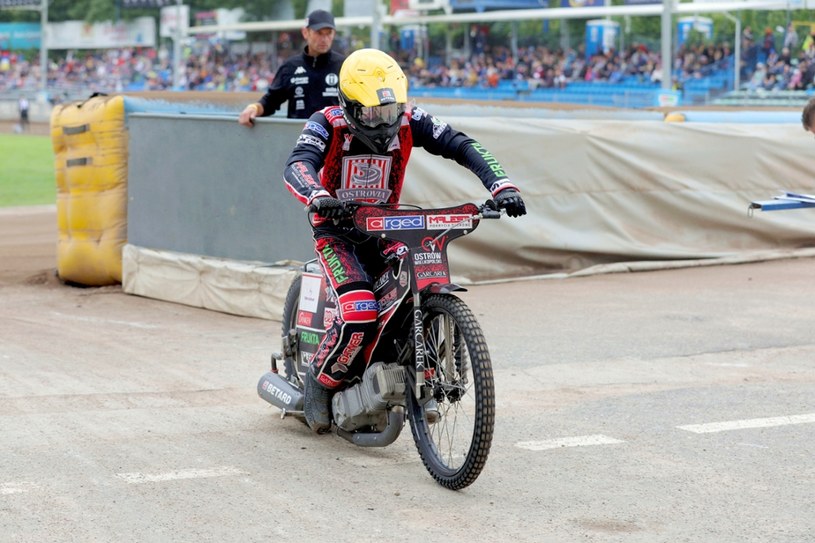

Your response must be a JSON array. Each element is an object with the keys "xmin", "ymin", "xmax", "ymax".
[{"xmin": 355, "ymin": 102, "xmax": 404, "ymax": 128}]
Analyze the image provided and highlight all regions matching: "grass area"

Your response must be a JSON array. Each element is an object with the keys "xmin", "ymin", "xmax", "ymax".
[{"xmin": 0, "ymin": 133, "xmax": 56, "ymax": 207}]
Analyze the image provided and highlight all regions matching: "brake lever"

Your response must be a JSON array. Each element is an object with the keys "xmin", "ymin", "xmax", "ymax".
[{"xmin": 480, "ymin": 200, "xmax": 503, "ymax": 219}]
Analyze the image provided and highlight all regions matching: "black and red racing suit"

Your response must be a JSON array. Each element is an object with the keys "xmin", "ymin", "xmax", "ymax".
[{"xmin": 283, "ymin": 104, "xmax": 519, "ymax": 389}]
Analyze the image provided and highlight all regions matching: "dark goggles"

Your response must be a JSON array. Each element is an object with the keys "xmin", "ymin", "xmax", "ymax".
[{"xmin": 353, "ymin": 102, "xmax": 405, "ymax": 128}]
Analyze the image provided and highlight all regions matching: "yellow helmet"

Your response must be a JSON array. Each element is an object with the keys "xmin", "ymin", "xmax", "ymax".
[{"xmin": 339, "ymin": 49, "xmax": 408, "ymax": 153}]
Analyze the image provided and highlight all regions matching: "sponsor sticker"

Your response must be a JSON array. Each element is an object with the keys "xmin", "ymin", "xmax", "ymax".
[
  {"xmin": 289, "ymin": 162, "xmax": 317, "ymax": 188},
  {"xmin": 341, "ymin": 300, "xmax": 379, "ymax": 313},
  {"xmin": 297, "ymin": 310, "xmax": 312, "ymax": 327},
  {"xmin": 413, "ymin": 251, "xmax": 443, "ymax": 265},
  {"xmin": 305, "ymin": 121, "xmax": 329, "ymax": 139},
  {"xmin": 366, "ymin": 215, "xmax": 424, "ymax": 231},
  {"xmin": 299, "ymin": 274, "xmax": 323, "ymax": 313},
  {"xmin": 411, "ymin": 107, "xmax": 427, "ymax": 121},
  {"xmin": 427, "ymin": 214, "xmax": 473, "ymax": 230},
  {"xmin": 338, "ymin": 156, "xmax": 392, "ymax": 202},
  {"xmin": 417, "ymin": 270, "xmax": 448, "ymax": 279},
  {"xmin": 321, "ymin": 245, "xmax": 349, "ymax": 284},
  {"xmin": 297, "ymin": 134, "xmax": 326, "ymax": 152},
  {"xmin": 323, "ymin": 307, "xmax": 337, "ymax": 330},
  {"xmin": 331, "ymin": 331, "xmax": 365, "ymax": 374},
  {"xmin": 490, "ymin": 180, "xmax": 514, "ymax": 193},
  {"xmin": 262, "ymin": 380, "xmax": 293, "ymax": 406},
  {"xmin": 473, "ymin": 143, "xmax": 507, "ymax": 178},
  {"xmin": 422, "ymin": 235, "xmax": 447, "ymax": 252},
  {"xmin": 378, "ymin": 288, "xmax": 398, "ymax": 311},
  {"xmin": 377, "ymin": 87, "xmax": 396, "ymax": 104},
  {"xmin": 431, "ymin": 117, "xmax": 448, "ymax": 139},
  {"xmin": 373, "ymin": 272, "xmax": 390, "ymax": 291},
  {"xmin": 300, "ymin": 331, "xmax": 321, "ymax": 345}
]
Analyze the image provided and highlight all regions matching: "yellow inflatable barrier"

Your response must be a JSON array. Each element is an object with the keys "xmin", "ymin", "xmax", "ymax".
[{"xmin": 51, "ymin": 94, "xmax": 128, "ymax": 285}]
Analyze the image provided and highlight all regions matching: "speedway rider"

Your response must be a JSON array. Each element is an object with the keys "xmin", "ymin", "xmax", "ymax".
[{"xmin": 282, "ymin": 48, "xmax": 527, "ymax": 433}]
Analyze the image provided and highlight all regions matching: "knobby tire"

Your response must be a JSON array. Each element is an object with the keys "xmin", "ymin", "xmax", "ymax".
[
  {"xmin": 406, "ymin": 293, "xmax": 495, "ymax": 490},
  {"xmin": 280, "ymin": 272, "xmax": 303, "ymax": 384}
]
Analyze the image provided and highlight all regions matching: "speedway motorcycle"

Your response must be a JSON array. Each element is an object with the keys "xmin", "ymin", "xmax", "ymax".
[{"xmin": 258, "ymin": 200, "xmax": 502, "ymax": 490}]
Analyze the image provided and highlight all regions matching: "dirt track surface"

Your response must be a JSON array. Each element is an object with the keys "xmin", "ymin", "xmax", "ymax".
[
  {"xmin": 2, "ymin": 206, "xmax": 815, "ymax": 542},
  {"xmin": 0, "ymin": 206, "xmax": 57, "ymax": 286}
]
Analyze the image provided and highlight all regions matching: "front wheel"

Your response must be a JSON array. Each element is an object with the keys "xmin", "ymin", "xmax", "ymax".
[{"xmin": 406, "ymin": 294, "xmax": 495, "ymax": 490}]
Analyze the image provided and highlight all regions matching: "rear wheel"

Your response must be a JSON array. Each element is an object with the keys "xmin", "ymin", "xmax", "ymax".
[
  {"xmin": 280, "ymin": 272, "xmax": 303, "ymax": 385},
  {"xmin": 406, "ymin": 294, "xmax": 495, "ymax": 490}
]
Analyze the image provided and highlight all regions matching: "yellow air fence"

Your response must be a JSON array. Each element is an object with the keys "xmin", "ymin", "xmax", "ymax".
[{"xmin": 51, "ymin": 94, "xmax": 127, "ymax": 286}]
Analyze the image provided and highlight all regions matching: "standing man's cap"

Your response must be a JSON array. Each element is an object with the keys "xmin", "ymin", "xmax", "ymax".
[{"xmin": 306, "ymin": 9, "xmax": 335, "ymax": 30}]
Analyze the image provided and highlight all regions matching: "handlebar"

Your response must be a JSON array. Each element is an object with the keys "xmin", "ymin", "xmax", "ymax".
[
  {"xmin": 306, "ymin": 199, "xmax": 505, "ymax": 219},
  {"xmin": 480, "ymin": 199, "xmax": 504, "ymax": 220}
]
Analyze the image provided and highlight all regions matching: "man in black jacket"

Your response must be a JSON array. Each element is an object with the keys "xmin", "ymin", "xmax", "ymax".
[{"xmin": 239, "ymin": 9, "xmax": 345, "ymax": 124}]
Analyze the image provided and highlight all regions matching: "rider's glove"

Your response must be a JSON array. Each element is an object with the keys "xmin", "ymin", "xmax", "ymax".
[
  {"xmin": 311, "ymin": 196, "xmax": 348, "ymax": 219},
  {"xmin": 494, "ymin": 189, "xmax": 527, "ymax": 218}
]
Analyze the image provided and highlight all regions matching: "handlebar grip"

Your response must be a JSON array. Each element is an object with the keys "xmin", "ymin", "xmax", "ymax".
[{"xmin": 304, "ymin": 200, "xmax": 357, "ymax": 220}]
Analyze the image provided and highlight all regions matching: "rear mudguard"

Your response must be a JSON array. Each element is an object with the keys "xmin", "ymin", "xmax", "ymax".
[{"xmin": 423, "ymin": 283, "xmax": 467, "ymax": 295}]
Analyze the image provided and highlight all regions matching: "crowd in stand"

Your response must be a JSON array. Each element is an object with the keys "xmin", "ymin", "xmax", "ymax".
[
  {"xmin": 0, "ymin": 45, "xmax": 281, "ymax": 98},
  {"xmin": 1, "ymin": 24, "xmax": 813, "ymax": 99},
  {"xmin": 397, "ymin": 41, "xmax": 733, "ymax": 91},
  {"xmin": 740, "ymin": 23, "xmax": 815, "ymax": 91}
]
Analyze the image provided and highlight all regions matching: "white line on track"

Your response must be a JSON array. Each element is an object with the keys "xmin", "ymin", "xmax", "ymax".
[
  {"xmin": 116, "ymin": 466, "xmax": 248, "ymax": 484},
  {"xmin": 50, "ymin": 311, "xmax": 160, "ymax": 329},
  {"xmin": 677, "ymin": 413, "xmax": 815, "ymax": 434},
  {"xmin": 515, "ymin": 434, "xmax": 625, "ymax": 451},
  {"xmin": 1, "ymin": 482, "xmax": 37, "ymax": 495}
]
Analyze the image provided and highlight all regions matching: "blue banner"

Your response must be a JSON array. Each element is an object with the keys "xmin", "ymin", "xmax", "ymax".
[
  {"xmin": 449, "ymin": 0, "xmax": 548, "ymax": 12},
  {"xmin": 561, "ymin": 0, "xmax": 604, "ymax": 7},
  {"xmin": 122, "ymin": 0, "xmax": 176, "ymax": 7},
  {"xmin": 0, "ymin": 23, "xmax": 41, "ymax": 49}
]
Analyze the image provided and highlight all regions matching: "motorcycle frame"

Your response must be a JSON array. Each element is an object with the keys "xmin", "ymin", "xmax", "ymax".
[{"xmin": 290, "ymin": 203, "xmax": 485, "ymax": 397}]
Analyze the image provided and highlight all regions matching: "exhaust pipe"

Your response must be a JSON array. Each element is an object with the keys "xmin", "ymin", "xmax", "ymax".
[
  {"xmin": 336, "ymin": 407, "xmax": 405, "ymax": 447},
  {"xmin": 257, "ymin": 371, "xmax": 304, "ymax": 413}
]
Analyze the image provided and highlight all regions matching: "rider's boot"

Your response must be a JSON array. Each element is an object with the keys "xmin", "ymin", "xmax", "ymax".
[{"xmin": 304, "ymin": 371, "xmax": 333, "ymax": 434}]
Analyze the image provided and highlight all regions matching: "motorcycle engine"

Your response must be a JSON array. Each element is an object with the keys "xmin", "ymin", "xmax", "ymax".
[{"xmin": 332, "ymin": 362, "xmax": 406, "ymax": 432}]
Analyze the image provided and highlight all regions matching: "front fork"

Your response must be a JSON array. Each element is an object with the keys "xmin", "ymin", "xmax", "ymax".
[{"xmin": 412, "ymin": 292, "xmax": 425, "ymax": 399}]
